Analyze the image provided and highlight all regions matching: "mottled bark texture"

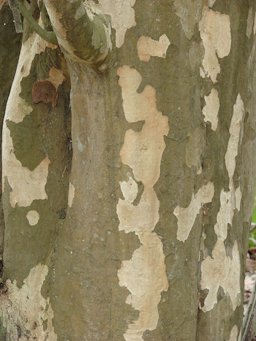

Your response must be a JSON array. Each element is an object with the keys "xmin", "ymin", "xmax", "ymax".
[
  {"xmin": 1, "ymin": 1, "xmax": 256, "ymax": 340},
  {"xmin": 0, "ymin": 5, "xmax": 21, "ymax": 260}
]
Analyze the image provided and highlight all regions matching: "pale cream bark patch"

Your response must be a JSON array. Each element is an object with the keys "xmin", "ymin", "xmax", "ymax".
[
  {"xmin": 208, "ymin": 0, "xmax": 216, "ymax": 7},
  {"xmin": 225, "ymin": 94, "xmax": 245, "ymax": 189},
  {"xmin": 68, "ymin": 182, "xmax": 75, "ymax": 208},
  {"xmin": 26, "ymin": 210, "xmax": 40, "ymax": 226},
  {"xmin": 120, "ymin": 176, "xmax": 138, "ymax": 203},
  {"xmin": 228, "ymin": 325, "xmax": 239, "ymax": 341},
  {"xmin": 201, "ymin": 94, "xmax": 244, "ymax": 313},
  {"xmin": 254, "ymin": 12, "xmax": 256, "ymax": 35},
  {"xmin": 173, "ymin": 0, "xmax": 202, "ymax": 40},
  {"xmin": 0, "ymin": 264, "xmax": 57, "ymax": 340},
  {"xmin": 117, "ymin": 187, "xmax": 159, "ymax": 234},
  {"xmin": 99, "ymin": 0, "xmax": 136, "ymax": 48},
  {"xmin": 246, "ymin": 7, "xmax": 254, "ymax": 38},
  {"xmin": 137, "ymin": 34, "xmax": 170, "ymax": 62},
  {"xmin": 3, "ymin": 126, "xmax": 50, "ymax": 207},
  {"xmin": 202, "ymin": 88, "xmax": 220, "ymax": 131},
  {"xmin": 201, "ymin": 240, "xmax": 241, "ymax": 312},
  {"xmin": 118, "ymin": 232, "xmax": 168, "ymax": 340},
  {"xmin": 235, "ymin": 186, "xmax": 242, "ymax": 211},
  {"xmin": 199, "ymin": 8, "xmax": 231, "ymax": 83},
  {"xmin": 214, "ymin": 190, "xmax": 234, "ymax": 241},
  {"xmin": 117, "ymin": 65, "xmax": 169, "ymax": 340},
  {"xmin": 174, "ymin": 182, "xmax": 214, "ymax": 242}
]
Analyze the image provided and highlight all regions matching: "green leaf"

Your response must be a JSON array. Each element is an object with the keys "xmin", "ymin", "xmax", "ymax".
[{"xmin": 252, "ymin": 206, "xmax": 256, "ymax": 223}]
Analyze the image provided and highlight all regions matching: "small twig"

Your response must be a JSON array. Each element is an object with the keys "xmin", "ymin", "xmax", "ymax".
[
  {"xmin": 8, "ymin": 0, "xmax": 22, "ymax": 32},
  {"xmin": 18, "ymin": 0, "xmax": 58, "ymax": 44}
]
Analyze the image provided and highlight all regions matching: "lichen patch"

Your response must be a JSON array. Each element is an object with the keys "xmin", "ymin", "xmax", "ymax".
[
  {"xmin": 199, "ymin": 8, "xmax": 231, "ymax": 83},
  {"xmin": 0, "ymin": 264, "xmax": 57, "ymax": 340},
  {"xmin": 117, "ymin": 65, "xmax": 169, "ymax": 339},
  {"xmin": 174, "ymin": 182, "xmax": 214, "ymax": 242},
  {"xmin": 202, "ymin": 88, "xmax": 220, "ymax": 131},
  {"xmin": 137, "ymin": 34, "xmax": 170, "ymax": 62}
]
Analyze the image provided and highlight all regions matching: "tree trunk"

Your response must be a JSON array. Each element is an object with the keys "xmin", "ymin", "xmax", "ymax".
[
  {"xmin": 1, "ymin": 1, "xmax": 256, "ymax": 340},
  {"xmin": 0, "ymin": 4, "xmax": 21, "ymax": 258}
]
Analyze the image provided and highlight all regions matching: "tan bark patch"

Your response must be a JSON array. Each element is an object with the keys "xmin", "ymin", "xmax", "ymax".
[
  {"xmin": 201, "ymin": 241, "xmax": 241, "ymax": 312},
  {"xmin": 208, "ymin": 0, "xmax": 216, "ymax": 7},
  {"xmin": 118, "ymin": 232, "xmax": 168, "ymax": 340},
  {"xmin": 137, "ymin": 34, "xmax": 170, "ymax": 62},
  {"xmin": 214, "ymin": 190, "xmax": 233, "ymax": 241},
  {"xmin": 3, "ymin": 126, "xmax": 50, "ymax": 206},
  {"xmin": 0, "ymin": 264, "xmax": 57, "ymax": 340},
  {"xmin": 200, "ymin": 94, "xmax": 244, "ymax": 313},
  {"xmin": 99, "ymin": 0, "xmax": 136, "ymax": 48},
  {"xmin": 26, "ymin": 210, "xmax": 40, "ymax": 226},
  {"xmin": 199, "ymin": 8, "xmax": 231, "ymax": 83},
  {"xmin": 48, "ymin": 67, "xmax": 65, "ymax": 88},
  {"xmin": 228, "ymin": 325, "xmax": 239, "ymax": 341},
  {"xmin": 202, "ymin": 88, "xmax": 220, "ymax": 131},
  {"xmin": 225, "ymin": 94, "xmax": 244, "ymax": 189},
  {"xmin": 174, "ymin": 182, "xmax": 214, "ymax": 242},
  {"xmin": 68, "ymin": 182, "xmax": 75, "ymax": 208},
  {"xmin": 117, "ymin": 65, "xmax": 169, "ymax": 340}
]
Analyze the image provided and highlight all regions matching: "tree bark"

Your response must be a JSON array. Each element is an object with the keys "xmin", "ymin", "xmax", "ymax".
[{"xmin": 1, "ymin": 1, "xmax": 256, "ymax": 340}]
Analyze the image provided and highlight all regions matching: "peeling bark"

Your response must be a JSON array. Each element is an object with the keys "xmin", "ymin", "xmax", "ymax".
[
  {"xmin": 1, "ymin": 1, "xmax": 256, "ymax": 340},
  {"xmin": 43, "ymin": 0, "xmax": 111, "ymax": 67}
]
